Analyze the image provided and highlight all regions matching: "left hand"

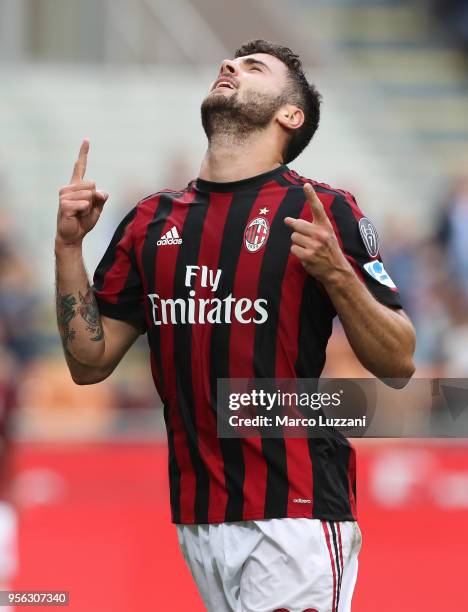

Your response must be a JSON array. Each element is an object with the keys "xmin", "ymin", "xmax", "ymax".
[{"xmin": 284, "ymin": 183, "xmax": 351, "ymax": 283}]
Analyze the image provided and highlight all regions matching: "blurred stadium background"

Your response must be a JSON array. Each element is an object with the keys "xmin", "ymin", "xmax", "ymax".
[{"xmin": 0, "ymin": 0, "xmax": 468, "ymax": 610}]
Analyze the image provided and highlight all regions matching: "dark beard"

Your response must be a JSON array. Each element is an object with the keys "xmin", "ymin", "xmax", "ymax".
[{"xmin": 201, "ymin": 89, "xmax": 285, "ymax": 142}]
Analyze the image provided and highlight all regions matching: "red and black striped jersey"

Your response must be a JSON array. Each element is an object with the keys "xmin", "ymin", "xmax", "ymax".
[{"xmin": 92, "ymin": 165, "xmax": 402, "ymax": 524}]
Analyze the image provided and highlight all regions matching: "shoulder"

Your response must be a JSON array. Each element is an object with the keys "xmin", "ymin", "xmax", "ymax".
[
  {"xmin": 136, "ymin": 185, "xmax": 190, "ymax": 209},
  {"xmin": 286, "ymin": 169, "xmax": 356, "ymax": 203},
  {"xmin": 129, "ymin": 184, "xmax": 193, "ymax": 221},
  {"xmin": 286, "ymin": 169, "xmax": 363, "ymax": 222}
]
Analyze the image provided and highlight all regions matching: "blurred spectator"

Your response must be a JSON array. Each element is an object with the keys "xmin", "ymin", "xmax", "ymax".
[
  {"xmin": 406, "ymin": 240, "xmax": 451, "ymax": 371},
  {"xmin": 0, "ymin": 243, "xmax": 39, "ymax": 366},
  {"xmin": 17, "ymin": 359, "xmax": 117, "ymax": 440},
  {"xmin": 434, "ymin": 176, "xmax": 468, "ymax": 299},
  {"xmin": 0, "ymin": 345, "xmax": 18, "ymax": 598},
  {"xmin": 0, "ymin": 198, "xmax": 39, "ymax": 367},
  {"xmin": 441, "ymin": 286, "xmax": 468, "ymax": 374},
  {"xmin": 0, "ymin": 192, "xmax": 27, "ymax": 607},
  {"xmin": 381, "ymin": 216, "xmax": 418, "ymax": 319},
  {"xmin": 0, "ymin": 347, "xmax": 16, "ymax": 494},
  {"xmin": 429, "ymin": 0, "xmax": 468, "ymax": 50}
]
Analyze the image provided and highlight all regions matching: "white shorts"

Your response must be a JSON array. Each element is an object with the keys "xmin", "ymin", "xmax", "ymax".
[{"xmin": 176, "ymin": 518, "xmax": 362, "ymax": 612}]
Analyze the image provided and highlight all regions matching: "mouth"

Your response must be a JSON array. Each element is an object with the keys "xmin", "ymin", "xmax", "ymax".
[{"xmin": 212, "ymin": 77, "xmax": 237, "ymax": 92}]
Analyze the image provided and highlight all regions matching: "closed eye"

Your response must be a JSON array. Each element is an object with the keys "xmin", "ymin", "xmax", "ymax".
[{"xmin": 242, "ymin": 58, "xmax": 270, "ymax": 72}]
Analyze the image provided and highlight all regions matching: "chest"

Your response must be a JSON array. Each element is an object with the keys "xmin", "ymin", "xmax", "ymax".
[{"xmin": 141, "ymin": 203, "xmax": 307, "ymax": 301}]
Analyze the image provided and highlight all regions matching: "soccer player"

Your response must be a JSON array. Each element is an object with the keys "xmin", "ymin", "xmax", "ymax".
[{"xmin": 55, "ymin": 40, "xmax": 416, "ymax": 612}]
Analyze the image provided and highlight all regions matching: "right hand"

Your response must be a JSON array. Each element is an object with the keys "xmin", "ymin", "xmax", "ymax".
[{"xmin": 56, "ymin": 139, "xmax": 109, "ymax": 247}]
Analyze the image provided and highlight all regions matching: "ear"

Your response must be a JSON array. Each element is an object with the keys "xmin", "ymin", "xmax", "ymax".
[{"xmin": 276, "ymin": 105, "xmax": 304, "ymax": 131}]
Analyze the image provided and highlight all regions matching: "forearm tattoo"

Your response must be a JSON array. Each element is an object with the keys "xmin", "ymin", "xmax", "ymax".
[
  {"xmin": 78, "ymin": 286, "xmax": 104, "ymax": 341},
  {"xmin": 56, "ymin": 286, "xmax": 103, "ymax": 351},
  {"xmin": 57, "ymin": 293, "xmax": 77, "ymax": 350}
]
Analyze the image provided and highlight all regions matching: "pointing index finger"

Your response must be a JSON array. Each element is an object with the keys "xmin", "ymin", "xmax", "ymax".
[
  {"xmin": 304, "ymin": 183, "xmax": 330, "ymax": 226},
  {"xmin": 71, "ymin": 138, "xmax": 89, "ymax": 183}
]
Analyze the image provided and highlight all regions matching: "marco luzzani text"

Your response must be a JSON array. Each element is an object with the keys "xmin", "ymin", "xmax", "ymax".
[{"xmin": 227, "ymin": 389, "xmax": 367, "ymax": 429}]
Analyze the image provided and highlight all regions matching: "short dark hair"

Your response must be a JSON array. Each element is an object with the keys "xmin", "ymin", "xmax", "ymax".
[{"xmin": 234, "ymin": 40, "xmax": 321, "ymax": 164}]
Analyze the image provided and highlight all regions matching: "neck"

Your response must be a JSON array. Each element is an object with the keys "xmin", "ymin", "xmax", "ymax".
[{"xmin": 199, "ymin": 131, "xmax": 284, "ymax": 183}]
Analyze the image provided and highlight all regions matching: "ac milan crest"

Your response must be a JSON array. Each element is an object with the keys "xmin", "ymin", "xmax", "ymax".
[{"xmin": 244, "ymin": 217, "xmax": 270, "ymax": 253}]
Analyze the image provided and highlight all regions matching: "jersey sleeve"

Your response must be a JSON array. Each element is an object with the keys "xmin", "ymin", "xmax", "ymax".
[
  {"xmin": 91, "ymin": 206, "xmax": 146, "ymax": 333},
  {"xmin": 329, "ymin": 192, "xmax": 402, "ymax": 309}
]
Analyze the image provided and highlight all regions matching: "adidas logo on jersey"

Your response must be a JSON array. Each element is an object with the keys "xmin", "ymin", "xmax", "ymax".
[{"xmin": 157, "ymin": 226, "xmax": 182, "ymax": 246}]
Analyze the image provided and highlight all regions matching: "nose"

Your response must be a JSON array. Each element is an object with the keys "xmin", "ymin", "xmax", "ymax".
[{"xmin": 219, "ymin": 59, "xmax": 237, "ymax": 76}]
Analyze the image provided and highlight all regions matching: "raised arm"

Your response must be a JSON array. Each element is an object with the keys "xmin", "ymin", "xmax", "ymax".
[
  {"xmin": 284, "ymin": 183, "xmax": 416, "ymax": 384},
  {"xmin": 55, "ymin": 139, "xmax": 141, "ymax": 384}
]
